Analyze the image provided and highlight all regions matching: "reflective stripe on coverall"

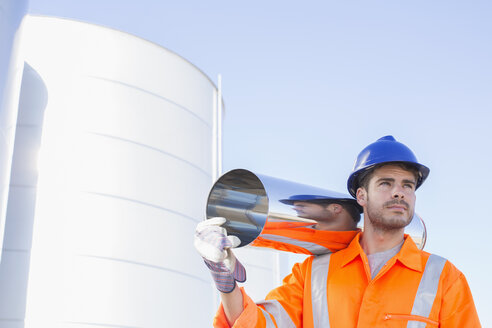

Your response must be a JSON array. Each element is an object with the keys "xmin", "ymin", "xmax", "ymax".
[
  {"xmin": 310, "ymin": 253, "xmax": 447, "ymax": 328},
  {"xmin": 251, "ymin": 223, "xmax": 359, "ymax": 255},
  {"xmin": 255, "ymin": 253, "xmax": 446, "ymax": 327},
  {"xmin": 213, "ymin": 233, "xmax": 481, "ymax": 327}
]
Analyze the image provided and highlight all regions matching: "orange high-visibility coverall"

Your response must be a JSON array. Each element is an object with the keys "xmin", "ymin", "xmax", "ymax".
[
  {"xmin": 214, "ymin": 233, "xmax": 480, "ymax": 328},
  {"xmin": 251, "ymin": 221, "xmax": 359, "ymax": 255}
]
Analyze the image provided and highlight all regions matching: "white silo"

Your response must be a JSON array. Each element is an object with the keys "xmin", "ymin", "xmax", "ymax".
[
  {"xmin": 0, "ymin": 0, "xmax": 29, "ymax": 260},
  {"xmin": 2, "ymin": 15, "xmax": 223, "ymax": 327}
]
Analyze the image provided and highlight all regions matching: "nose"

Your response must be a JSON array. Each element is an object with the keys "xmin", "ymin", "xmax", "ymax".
[{"xmin": 392, "ymin": 186, "xmax": 405, "ymax": 199}]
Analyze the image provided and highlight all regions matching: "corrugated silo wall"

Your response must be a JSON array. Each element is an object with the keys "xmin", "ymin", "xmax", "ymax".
[
  {"xmin": 3, "ymin": 15, "xmax": 220, "ymax": 328},
  {"xmin": 0, "ymin": 0, "xmax": 29, "ymax": 261}
]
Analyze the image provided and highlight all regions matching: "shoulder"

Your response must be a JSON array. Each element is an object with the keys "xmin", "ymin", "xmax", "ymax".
[
  {"xmin": 289, "ymin": 255, "xmax": 315, "ymax": 277},
  {"xmin": 420, "ymin": 251, "xmax": 466, "ymax": 288},
  {"xmin": 438, "ymin": 257, "xmax": 468, "ymax": 289},
  {"xmin": 428, "ymin": 255, "xmax": 480, "ymax": 325}
]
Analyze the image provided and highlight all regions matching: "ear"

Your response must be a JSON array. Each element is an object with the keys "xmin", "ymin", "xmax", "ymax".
[
  {"xmin": 330, "ymin": 203, "xmax": 342, "ymax": 214},
  {"xmin": 356, "ymin": 188, "xmax": 367, "ymax": 207}
]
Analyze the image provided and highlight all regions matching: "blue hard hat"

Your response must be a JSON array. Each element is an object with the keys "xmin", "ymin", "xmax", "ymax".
[
  {"xmin": 347, "ymin": 135, "xmax": 430, "ymax": 197},
  {"xmin": 279, "ymin": 194, "xmax": 362, "ymax": 213}
]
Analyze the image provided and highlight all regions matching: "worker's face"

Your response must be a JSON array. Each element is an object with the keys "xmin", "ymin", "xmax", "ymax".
[
  {"xmin": 292, "ymin": 201, "xmax": 333, "ymax": 220},
  {"xmin": 356, "ymin": 164, "xmax": 416, "ymax": 231}
]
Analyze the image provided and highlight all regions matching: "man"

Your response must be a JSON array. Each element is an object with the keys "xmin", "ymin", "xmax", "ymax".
[
  {"xmin": 195, "ymin": 136, "xmax": 481, "ymax": 327},
  {"xmin": 279, "ymin": 194, "xmax": 361, "ymax": 231},
  {"xmin": 250, "ymin": 193, "xmax": 361, "ymax": 255}
]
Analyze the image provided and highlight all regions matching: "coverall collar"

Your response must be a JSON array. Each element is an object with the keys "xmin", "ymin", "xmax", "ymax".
[{"xmin": 340, "ymin": 232, "xmax": 424, "ymax": 272}]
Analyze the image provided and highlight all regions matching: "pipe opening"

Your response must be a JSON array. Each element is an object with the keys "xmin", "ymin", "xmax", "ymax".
[{"xmin": 206, "ymin": 169, "xmax": 268, "ymax": 246}]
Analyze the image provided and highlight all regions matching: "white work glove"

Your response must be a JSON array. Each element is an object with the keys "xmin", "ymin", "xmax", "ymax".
[{"xmin": 194, "ymin": 217, "xmax": 246, "ymax": 293}]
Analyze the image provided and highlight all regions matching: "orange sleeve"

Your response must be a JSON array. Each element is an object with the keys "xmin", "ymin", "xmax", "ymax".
[
  {"xmin": 252, "ymin": 229, "xmax": 359, "ymax": 255},
  {"xmin": 439, "ymin": 264, "xmax": 481, "ymax": 327},
  {"xmin": 213, "ymin": 287, "xmax": 266, "ymax": 328},
  {"xmin": 251, "ymin": 237, "xmax": 314, "ymax": 254},
  {"xmin": 213, "ymin": 259, "xmax": 311, "ymax": 328}
]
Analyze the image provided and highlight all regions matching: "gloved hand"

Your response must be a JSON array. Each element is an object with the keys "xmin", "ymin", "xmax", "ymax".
[{"xmin": 194, "ymin": 217, "xmax": 246, "ymax": 293}]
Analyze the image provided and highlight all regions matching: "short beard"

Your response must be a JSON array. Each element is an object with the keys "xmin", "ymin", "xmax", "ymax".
[{"xmin": 366, "ymin": 197, "xmax": 413, "ymax": 232}]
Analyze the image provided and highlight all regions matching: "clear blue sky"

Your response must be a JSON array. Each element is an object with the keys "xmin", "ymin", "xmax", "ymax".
[{"xmin": 29, "ymin": 0, "xmax": 492, "ymax": 325}]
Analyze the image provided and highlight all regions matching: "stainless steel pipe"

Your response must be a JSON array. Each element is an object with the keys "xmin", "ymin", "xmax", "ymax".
[{"xmin": 206, "ymin": 169, "xmax": 426, "ymax": 254}]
